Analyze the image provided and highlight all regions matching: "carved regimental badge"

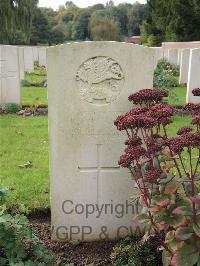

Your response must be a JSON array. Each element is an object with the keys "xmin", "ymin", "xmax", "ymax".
[{"xmin": 76, "ymin": 56, "xmax": 124, "ymax": 105}]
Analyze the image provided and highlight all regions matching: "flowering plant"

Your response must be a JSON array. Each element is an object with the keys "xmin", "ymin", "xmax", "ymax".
[{"xmin": 115, "ymin": 88, "xmax": 200, "ymax": 266}]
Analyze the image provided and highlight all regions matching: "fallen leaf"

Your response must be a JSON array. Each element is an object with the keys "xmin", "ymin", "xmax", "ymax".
[{"xmin": 18, "ymin": 161, "xmax": 32, "ymax": 169}]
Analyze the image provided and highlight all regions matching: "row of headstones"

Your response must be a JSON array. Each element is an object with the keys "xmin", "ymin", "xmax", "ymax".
[
  {"xmin": 0, "ymin": 45, "xmax": 46, "ymax": 105},
  {"xmin": 150, "ymin": 45, "xmax": 200, "ymax": 104},
  {"xmin": 166, "ymin": 47, "xmax": 200, "ymax": 103}
]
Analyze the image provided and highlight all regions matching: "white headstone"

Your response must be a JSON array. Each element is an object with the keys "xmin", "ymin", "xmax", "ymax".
[
  {"xmin": 24, "ymin": 47, "xmax": 34, "ymax": 73},
  {"xmin": 18, "ymin": 47, "xmax": 25, "ymax": 80},
  {"xmin": 151, "ymin": 47, "xmax": 162, "ymax": 69},
  {"xmin": 0, "ymin": 45, "xmax": 21, "ymax": 105},
  {"xmin": 168, "ymin": 48, "xmax": 179, "ymax": 65},
  {"xmin": 177, "ymin": 49, "xmax": 181, "ymax": 65},
  {"xmin": 48, "ymin": 42, "xmax": 154, "ymax": 241},
  {"xmin": 187, "ymin": 48, "xmax": 200, "ymax": 103},
  {"xmin": 179, "ymin": 49, "xmax": 190, "ymax": 84},
  {"xmin": 39, "ymin": 47, "xmax": 46, "ymax": 67},
  {"xmin": 33, "ymin": 47, "xmax": 39, "ymax": 62}
]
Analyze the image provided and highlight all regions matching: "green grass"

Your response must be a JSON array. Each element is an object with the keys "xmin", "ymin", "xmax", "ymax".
[
  {"xmin": 0, "ymin": 115, "xmax": 49, "ymax": 210},
  {"xmin": 167, "ymin": 85, "xmax": 187, "ymax": 106},
  {"xmin": 168, "ymin": 115, "xmax": 192, "ymax": 136},
  {"xmin": 0, "ymin": 114, "xmax": 195, "ymax": 211},
  {"xmin": 21, "ymin": 87, "xmax": 48, "ymax": 106},
  {"xmin": 21, "ymin": 66, "xmax": 48, "ymax": 106}
]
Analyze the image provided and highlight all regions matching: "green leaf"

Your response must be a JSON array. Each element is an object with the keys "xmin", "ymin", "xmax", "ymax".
[
  {"xmin": 193, "ymin": 223, "xmax": 200, "ymax": 237},
  {"xmin": 197, "ymin": 256, "xmax": 200, "ymax": 266},
  {"xmin": 162, "ymin": 250, "xmax": 172, "ymax": 266},
  {"xmin": 164, "ymin": 180, "xmax": 180, "ymax": 194},
  {"xmin": 176, "ymin": 244, "xmax": 199, "ymax": 266},
  {"xmin": 178, "ymin": 206, "xmax": 193, "ymax": 216},
  {"xmin": 175, "ymin": 227, "xmax": 193, "ymax": 241}
]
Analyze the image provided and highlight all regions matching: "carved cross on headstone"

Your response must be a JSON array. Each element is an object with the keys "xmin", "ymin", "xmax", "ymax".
[{"xmin": 78, "ymin": 144, "xmax": 120, "ymax": 203}]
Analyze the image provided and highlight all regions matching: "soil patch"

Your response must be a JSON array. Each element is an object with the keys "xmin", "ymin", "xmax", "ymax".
[{"xmin": 29, "ymin": 212, "xmax": 117, "ymax": 266}]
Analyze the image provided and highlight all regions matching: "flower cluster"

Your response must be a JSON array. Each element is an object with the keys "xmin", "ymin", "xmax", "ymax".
[
  {"xmin": 192, "ymin": 115, "xmax": 200, "ymax": 126},
  {"xmin": 118, "ymin": 145, "xmax": 146, "ymax": 168},
  {"xmin": 167, "ymin": 132, "xmax": 200, "ymax": 154},
  {"xmin": 183, "ymin": 103, "xmax": 200, "ymax": 114},
  {"xmin": 143, "ymin": 168, "xmax": 162, "ymax": 182},
  {"xmin": 128, "ymin": 89, "xmax": 168, "ymax": 105},
  {"xmin": 114, "ymin": 102, "xmax": 174, "ymax": 131},
  {"xmin": 192, "ymin": 88, "xmax": 200, "ymax": 96},
  {"xmin": 177, "ymin": 127, "xmax": 193, "ymax": 135},
  {"xmin": 114, "ymin": 111, "xmax": 156, "ymax": 131},
  {"xmin": 115, "ymin": 87, "xmax": 200, "ymax": 265},
  {"xmin": 124, "ymin": 136, "xmax": 142, "ymax": 146}
]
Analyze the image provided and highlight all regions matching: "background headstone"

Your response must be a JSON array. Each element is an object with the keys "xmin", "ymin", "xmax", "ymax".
[
  {"xmin": 168, "ymin": 48, "xmax": 179, "ymax": 65},
  {"xmin": 24, "ymin": 47, "xmax": 34, "ymax": 73},
  {"xmin": 48, "ymin": 42, "xmax": 154, "ymax": 241},
  {"xmin": 179, "ymin": 48, "xmax": 190, "ymax": 84},
  {"xmin": 177, "ymin": 49, "xmax": 181, "ymax": 65},
  {"xmin": 39, "ymin": 47, "xmax": 46, "ymax": 67},
  {"xmin": 0, "ymin": 45, "xmax": 21, "ymax": 105},
  {"xmin": 187, "ymin": 48, "xmax": 200, "ymax": 103},
  {"xmin": 33, "ymin": 47, "xmax": 39, "ymax": 62},
  {"xmin": 18, "ymin": 47, "xmax": 25, "ymax": 80},
  {"xmin": 151, "ymin": 47, "xmax": 162, "ymax": 69},
  {"xmin": 162, "ymin": 41, "xmax": 200, "ymax": 58}
]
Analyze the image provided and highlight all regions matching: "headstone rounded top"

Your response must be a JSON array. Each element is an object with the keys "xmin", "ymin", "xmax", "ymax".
[{"xmin": 76, "ymin": 56, "xmax": 124, "ymax": 105}]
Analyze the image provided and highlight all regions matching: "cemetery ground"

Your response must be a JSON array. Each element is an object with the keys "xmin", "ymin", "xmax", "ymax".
[
  {"xmin": 0, "ymin": 114, "xmax": 197, "ymax": 265},
  {"xmin": 0, "ymin": 67, "xmax": 191, "ymax": 211},
  {"xmin": 0, "ymin": 66, "xmax": 198, "ymax": 265}
]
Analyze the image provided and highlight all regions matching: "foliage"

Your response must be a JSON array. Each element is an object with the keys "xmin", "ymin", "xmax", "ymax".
[
  {"xmin": 111, "ymin": 236, "xmax": 162, "ymax": 266},
  {"xmin": 90, "ymin": 13, "xmax": 121, "ymax": 41},
  {"xmin": 115, "ymin": 89, "xmax": 200, "ymax": 266},
  {"xmin": 156, "ymin": 59, "xmax": 179, "ymax": 76},
  {"xmin": 2, "ymin": 103, "xmax": 21, "ymax": 114},
  {"xmin": 154, "ymin": 59, "xmax": 179, "ymax": 98},
  {"xmin": 5, "ymin": 1, "xmax": 147, "ymax": 45},
  {"xmin": 0, "ymin": 187, "xmax": 52, "ymax": 265},
  {"xmin": 30, "ymin": 7, "xmax": 51, "ymax": 45},
  {"xmin": 154, "ymin": 69, "xmax": 178, "ymax": 89},
  {"xmin": 0, "ymin": 0, "xmax": 38, "ymax": 44},
  {"xmin": 143, "ymin": 0, "xmax": 200, "ymax": 46}
]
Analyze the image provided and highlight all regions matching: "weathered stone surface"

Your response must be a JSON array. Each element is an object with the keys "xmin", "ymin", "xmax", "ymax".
[
  {"xmin": 18, "ymin": 47, "xmax": 25, "ymax": 80},
  {"xmin": 151, "ymin": 47, "xmax": 162, "ymax": 69},
  {"xmin": 33, "ymin": 47, "xmax": 39, "ymax": 62},
  {"xmin": 179, "ymin": 49, "xmax": 190, "ymax": 84},
  {"xmin": 187, "ymin": 48, "xmax": 200, "ymax": 103},
  {"xmin": 0, "ymin": 45, "xmax": 20, "ymax": 105},
  {"xmin": 168, "ymin": 48, "xmax": 179, "ymax": 65},
  {"xmin": 47, "ymin": 42, "xmax": 154, "ymax": 241},
  {"xmin": 39, "ymin": 47, "xmax": 46, "ymax": 67},
  {"xmin": 24, "ymin": 47, "xmax": 34, "ymax": 73}
]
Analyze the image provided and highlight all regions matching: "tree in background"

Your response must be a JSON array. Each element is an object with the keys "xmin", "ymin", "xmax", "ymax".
[
  {"xmin": 30, "ymin": 8, "xmax": 51, "ymax": 45},
  {"xmin": 72, "ymin": 10, "xmax": 91, "ymax": 40},
  {"xmin": 142, "ymin": 0, "xmax": 200, "ymax": 46},
  {"xmin": 0, "ymin": 0, "xmax": 38, "ymax": 44},
  {"xmin": 1, "ymin": 1, "xmax": 149, "ymax": 45},
  {"xmin": 90, "ymin": 12, "xmax": 120, "ymax": 41}
]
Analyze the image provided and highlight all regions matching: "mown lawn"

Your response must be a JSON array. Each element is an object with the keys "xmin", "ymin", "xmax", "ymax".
[
  {"xmin": 0, "ymin": 114, "xmax": 194, "ymax": 211},
  {"xmin": 166, "ymin": 85, "xmax": 187, "ymax": 106},
  {"xmin": 21, "ymin": 65, "xmax": 47, "ymax": 106},
  {"xmin": 0, "ymin": 115, "xmax": 49, "ymax": 210},
  {"xmin": 21, "ymin": 87, "xmax": 48, "ymax": 106}
]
